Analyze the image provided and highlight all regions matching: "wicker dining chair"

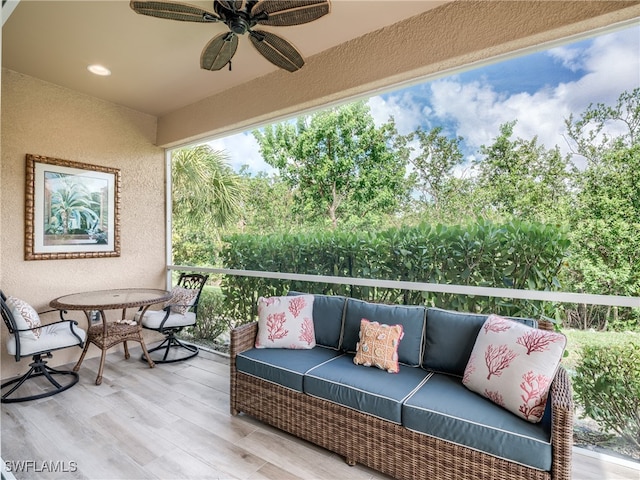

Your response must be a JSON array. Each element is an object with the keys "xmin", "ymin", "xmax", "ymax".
[
  {"xmin": 135, "ymin": 273, "xmax": 209, "ymax": 363},
  {"xmin": 1, "ymin": 290, "xmax": 86, "ymax": 403}
]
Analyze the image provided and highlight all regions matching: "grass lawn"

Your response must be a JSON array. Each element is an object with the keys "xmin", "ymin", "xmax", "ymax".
[{"xmin": 562, "ymin": 328, "xmax": 640, "ymax": 373}]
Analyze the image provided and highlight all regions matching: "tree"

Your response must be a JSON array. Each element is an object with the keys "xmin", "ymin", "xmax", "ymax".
[
  {"xmin": 564, "ymin": 89, "xmax": 640, "ymax": 330},
  {"xmin": 171, "ymin": 145, "xmax": 244, "ymax": 265},
  {"xmin": 474, "ymin": 121, "xmax": 571, "ymax": 222},
  {"xmin": 231, "ymin": 168, "xmax": 298, "ymax": 235},
  {"xmin": 399, "ymin": 125, "xmax": 482, "ymax": 223},
  {"xmin": 253, "ymin": 101, "xmax": 410, "ymax": 229},
  {"xmin": 404, "ymin": 126, "xmax": 464, "ymax": 215},
  {"xmin": 46, "ymin": 174, "xmax": 99, "ymax": 235},
  {"xmin": 565, "ymin": 144, "xmax": 640, "ymax": 328},
  {"xmin": 564, "ymin": 87, "xmax": 640, "ymax": 164}
]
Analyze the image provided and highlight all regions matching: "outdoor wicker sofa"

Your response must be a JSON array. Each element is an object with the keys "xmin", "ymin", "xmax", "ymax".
[{"xmin": 230, "ymin": 293, "xmax": 573, "ymax": 480}]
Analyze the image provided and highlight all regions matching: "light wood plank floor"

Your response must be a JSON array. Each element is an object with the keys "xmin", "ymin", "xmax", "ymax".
[{"xmin": 2, "ymin": 347, "xmax": 639, "ymax": 480}]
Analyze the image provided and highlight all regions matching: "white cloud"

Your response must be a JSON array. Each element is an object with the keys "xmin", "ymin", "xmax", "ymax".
[
  {"xmin": 426, "ymin": 26, "xmax": 639, "ymax": 159},
  {"xmin": 429, "ymin": 79, "xmax": 510, "ymax": 150},
  {"xmin": 368, "ymin": 92, "xmax": 426, "ymax": 134},
  {"xmin": 563, "ymin": 26, "xmax": 640, "ymax": 112},
  {"xmin": 547, "ymin": 45, "xmax": 583, "ymax": 72},
  {"xmin": 207, "ymin": 131, "xmax": 274, "ymax": 175}
]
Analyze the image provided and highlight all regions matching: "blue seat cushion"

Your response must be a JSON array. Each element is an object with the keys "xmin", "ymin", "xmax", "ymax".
[
  {"xmin": 402, "ymin": 373, "xmax": 553, "ymax": 471},
  {"xmin": 236, "ymin": 346, "xmax": 342, "ymax": 392},
  {"xmin": 343, "ymin": 298, "xmax": 426, "ymax": 367},
  {"xmin": 423, "ymin": 308, "xmax": 538, "ymax": 376},
  {"xmin": 288, "ymin": 291, "xmax": 346, "ymax": 349},
  {"xmin": 304, "ymin": 354, "xmax": 430, "ymax": 423}
]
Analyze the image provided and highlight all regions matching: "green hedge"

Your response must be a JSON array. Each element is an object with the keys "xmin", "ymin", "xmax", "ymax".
[
  {"xmin": 573, "ymin": 342, "xmax": 640, "ymax": 448},
  {"xmin": 220, "ymin": 219, "xmax": 570, "ymax": 323}
]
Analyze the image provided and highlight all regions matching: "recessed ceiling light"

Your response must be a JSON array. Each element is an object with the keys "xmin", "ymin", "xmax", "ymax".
[{"xmin": 87, "ymin": 64, "xmax": 111, "ymax": 76}]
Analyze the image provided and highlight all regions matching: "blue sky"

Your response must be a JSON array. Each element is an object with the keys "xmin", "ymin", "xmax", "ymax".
[{"xmin": 209, "ymin": 23, "xmax": 640, "ymax": 174}]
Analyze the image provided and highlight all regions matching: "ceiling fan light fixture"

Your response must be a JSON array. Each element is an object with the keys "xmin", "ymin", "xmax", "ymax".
[
  {"xmin": 87, "ymin": 64, "xmax": 112, "ymax": 76},
  {"xmin": 130, "ymin": 0, "xmax": 330, "ymax": 72}
]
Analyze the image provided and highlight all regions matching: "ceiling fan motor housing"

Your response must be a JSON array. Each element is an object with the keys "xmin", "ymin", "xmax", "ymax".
[
  {"xmin": 229, "ymin": 16, "xmax": 250, "ymax": 34},
  {"xmin": 214, "ymin": 1, "xmax": 261, "ymax": 35}
]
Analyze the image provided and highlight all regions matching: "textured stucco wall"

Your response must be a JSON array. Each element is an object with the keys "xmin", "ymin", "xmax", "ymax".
[
  {"xmin": 1, "ymin": 32, "xmax": 3, "ymax": 294},
  {"xmin": 157, "ymin": 0, "xmax": 640, "ymax": 147},
  {"xmin": 0, "ymin": 69, "xmax": 166, "ymax": 378}
]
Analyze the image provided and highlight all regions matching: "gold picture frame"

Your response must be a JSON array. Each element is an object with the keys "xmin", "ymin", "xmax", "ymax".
[{"xmin": 25, "ymin": 154, "xmax": 121, "ymax": 260}]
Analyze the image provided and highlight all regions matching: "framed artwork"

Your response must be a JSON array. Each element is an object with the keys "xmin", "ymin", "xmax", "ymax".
[{"xmin": 25, "ymin": 154, "xmax": 121, "ymax": 260}]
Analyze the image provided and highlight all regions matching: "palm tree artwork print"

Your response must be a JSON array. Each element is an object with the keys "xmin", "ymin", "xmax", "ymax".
[{"xmin": 43, "ymin": 171, "xmax": 108, "ymax": 245}]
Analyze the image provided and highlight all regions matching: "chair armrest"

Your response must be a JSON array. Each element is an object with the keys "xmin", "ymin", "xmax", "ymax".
[
  {"xmin": 155, "ymin": 304, "xmax": 193, "ymax": 329},
  {"xmin": 10, "ymin": 319, "xmax": 84, "ymax": 360},
  {"xmin": 13, "ymin": 318, "xmax": 79, "ymax": 334},
  {"xmin": 136, "ymin": 305, "xmax": 171, "ymax": 330},
  {"xmin": 549, "ymin": 365, "xmax": 574, "ymax": 480}
]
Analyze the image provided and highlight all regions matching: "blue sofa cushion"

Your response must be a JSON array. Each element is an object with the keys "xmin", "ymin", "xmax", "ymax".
[
  {"xmin": 236, "ymin": 346, "xmax": 343, "ymax": 392},
  {"xmin": 402, "ymin": 373, "xmax": 552, "ymax": 471},
  {"xmin": 304, "ymin": 354, "xmax": 430, "ymax": 423},
  {"xmin": 343, "ymin": 299, "xmax": 425, "ymax": 367},
  {"xmin": 423, "ymin": 308, "xmax": 538, "ymax": 376},
  {"xmin": 288, "ymin": 291, "xmax": 346, "ymax": 350},
  {"xmin": 423, "ymin": 308, "xmax": 488, "ymax": 376}
]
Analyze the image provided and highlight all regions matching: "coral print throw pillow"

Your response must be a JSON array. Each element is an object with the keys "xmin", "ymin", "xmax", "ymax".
[
  {"xmin": 462, "ymin": 314, "xmax": 566, "ymax": 423},
  {"xmin": 255, "ymin": 295, "xmax": 316, "ymax": 349}
]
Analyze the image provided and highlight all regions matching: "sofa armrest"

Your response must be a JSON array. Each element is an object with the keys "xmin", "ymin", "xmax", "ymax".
[
  {"xmin": 230, "ymin": 321, "xmax": 258, "ymax": 360},
  {"xmin": 229, "ymin": 321, "xmax": 258, "ymax": 416},
  {"xmin": 549, "ymin": 364, "xmax": 574, "ymax": 480}
]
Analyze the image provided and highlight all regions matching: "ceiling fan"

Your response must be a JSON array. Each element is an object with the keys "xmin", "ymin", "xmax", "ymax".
[{"xmin": 130, "ymin": 0, "xmax": 331, "ymax": 72}]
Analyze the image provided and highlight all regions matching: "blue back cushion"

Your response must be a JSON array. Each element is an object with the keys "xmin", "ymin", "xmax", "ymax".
[
  {"xmin": 423, "ymin": 308, "xmax": 538, "ymax": 376},
  {"xmin": 343, "ymin": 298, "xmax": 425, "ymax": 367},
  {"xmin": 423, "ymin": 308, "xmax": 487, "ymax": 376},
  {"xmin": 287, "ymin": 291, "xmax": 345, "ymax": 349}
]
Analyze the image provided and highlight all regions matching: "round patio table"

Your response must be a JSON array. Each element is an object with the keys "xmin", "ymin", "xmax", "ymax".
[{"xmin": 50, "ymin": 288, "xmax": 172, "ymax": 385}]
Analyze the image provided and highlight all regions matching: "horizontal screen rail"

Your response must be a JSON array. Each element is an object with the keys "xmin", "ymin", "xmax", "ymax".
[{"xmin": 168, "ymin": 265, "xmax": 640, "ymax": 309}]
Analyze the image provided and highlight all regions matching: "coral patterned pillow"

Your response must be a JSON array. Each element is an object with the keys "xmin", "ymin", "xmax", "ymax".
[
  {"xmin": 353, "ymin": 319, "xmax": 404, "ymax": 373},
  {"xmin": 255, "ymin": 295, "xmax": 316, "ymax": 349},
  {"xmin": 6, "ymin": 296, "xmax": 42, "ymax": 340},
  {"xmin": 462, "ymin": 314, "xmax": 566, "ymax": 423}
]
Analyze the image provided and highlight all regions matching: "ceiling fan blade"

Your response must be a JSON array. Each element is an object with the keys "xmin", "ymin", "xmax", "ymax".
[
  {"xmin": 130, "ymin": 1, "xmax": 219, "ymax": 23},
  {"xmin": 249, "ymin": 30, "xmax": 304, "ymax": 72},
  {"xmin": 252, "ymin": 0, "xmax": 329, "ymax": 27},
  {"xmin": 216, "ymin": 0, "xmax": 244, "ymax": 11},
  {"xmin": 201, "ymin": 32, "xmax": 238, "ymax": 71}
]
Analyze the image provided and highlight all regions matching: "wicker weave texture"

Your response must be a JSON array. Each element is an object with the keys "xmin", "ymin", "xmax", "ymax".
[{"xmin": 230, "ymin": 321, "xmax": 572, "ymax": 480}]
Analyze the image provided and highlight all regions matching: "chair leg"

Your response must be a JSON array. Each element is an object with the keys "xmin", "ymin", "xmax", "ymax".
[
  {"xmin": 1, "ymin": 355, "xmax": 79, "ymax": 403},
  {"xmin": 141, "ymin": 333, "xmax": 199, "ymax": 364}
]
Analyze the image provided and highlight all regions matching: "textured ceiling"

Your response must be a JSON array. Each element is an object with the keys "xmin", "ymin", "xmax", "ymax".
[{"xmin": 2, "ymin": 1, "xmax": 447, "ymax": 116}]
